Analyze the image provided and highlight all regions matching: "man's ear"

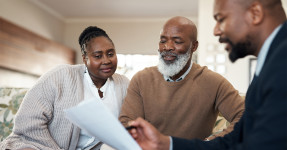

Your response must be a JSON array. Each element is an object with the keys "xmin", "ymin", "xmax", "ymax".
[
  {"xmin": 192, "ymin": 41, "xmax": 199, "ymax": 52},
  {"xmin": 248, "ymin": 2, "xmax": 264, "ymax": 25}
]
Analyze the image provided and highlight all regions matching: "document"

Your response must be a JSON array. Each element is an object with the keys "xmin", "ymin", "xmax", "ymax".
[{"xmin": 64, "ymin": 99, "xmax": 141, "ymax": 150}]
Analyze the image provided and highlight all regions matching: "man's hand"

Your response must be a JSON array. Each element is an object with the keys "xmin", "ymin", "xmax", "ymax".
[{"xmin": 128, "ymin": 117, "xmax": 170, "ymax": 150}]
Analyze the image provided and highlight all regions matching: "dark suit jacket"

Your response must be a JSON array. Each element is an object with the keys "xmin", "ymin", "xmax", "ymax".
[{"xmin": 172, "ymin": 21, "xmax": 287, "ymax": 150}]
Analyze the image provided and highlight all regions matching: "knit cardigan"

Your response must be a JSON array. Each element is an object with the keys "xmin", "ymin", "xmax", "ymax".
[{"xmin": 0, "ymin": 64, "xmax": 129, "ymax": 150}]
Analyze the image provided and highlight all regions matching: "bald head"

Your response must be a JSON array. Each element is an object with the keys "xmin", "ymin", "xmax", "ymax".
[
  {"xmin": 158, "ymin": 16, "xmax": 199, "ymax": 79},
  {"xmin": 233, "ymin": 0, "xmax": 284, "ymax": 16},
  {"xmin": 163, "ymin": 16, "xmax": 198, "ymax": 41},
  {"xmin": 223, "ymin": 0, "xmax": 286, "ymax": 26},
  {"xmin": 234, "ymin": 0, "xmax": 282, "ymax": 8}
]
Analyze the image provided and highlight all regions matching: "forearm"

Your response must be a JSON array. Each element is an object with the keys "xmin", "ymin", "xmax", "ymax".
[
  {"xmin": 7, "ymin": 84, "xmax": 61, "ymax": 149},
  {"xmin": 119, "ymin": 83, "xmax": 144, "ymax": 126},
  {"xmin": 119, "ymin": 99, "xmax": 144, "ymax": 127},
  {"xmin": 0, "ymin": 133, "xmax": 61, "ymax": 150},
  {"xmin": 215, "ymin": 79, "xmax": 245, "ymax": 139}
]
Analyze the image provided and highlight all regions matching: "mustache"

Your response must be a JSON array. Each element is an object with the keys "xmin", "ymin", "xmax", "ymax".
[
  {"xmin": 219, "ymin": 37, "xmax": 233, "ymax": 45},
  {"xmin": 159, "ymin": 51, "xmax": 177, "ymax": 57},
  {"xmin": 219, "ymin": 37, "xmax": 229, "ymax": 43}
]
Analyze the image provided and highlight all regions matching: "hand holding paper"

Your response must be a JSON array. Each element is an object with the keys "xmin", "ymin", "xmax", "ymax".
[{"xmin": 64, "ymin": 99, "xmax": 141, "ymax": 150}]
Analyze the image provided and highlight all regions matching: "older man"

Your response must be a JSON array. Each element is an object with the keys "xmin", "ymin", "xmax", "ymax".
[
  {"xmin": 119, "ymin": 16, "xmax": 244, "ymax": 141},
  {"xmin": 128, "ymin": 0, "xmax": 287, "ymax": 150}
]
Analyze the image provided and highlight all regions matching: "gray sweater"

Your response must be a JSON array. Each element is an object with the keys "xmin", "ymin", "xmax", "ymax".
[{"xmin": 0, "ymin": 64, "xmax": 129, "ymax": 150}]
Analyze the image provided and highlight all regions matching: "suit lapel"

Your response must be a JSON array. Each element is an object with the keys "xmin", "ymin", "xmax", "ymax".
[{"xmin": 264, "ymin": 21, "xmax": 287, "ymax": 65}]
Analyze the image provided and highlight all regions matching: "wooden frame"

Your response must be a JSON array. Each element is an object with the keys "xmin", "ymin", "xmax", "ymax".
[{"xmin": 0, "ymin": 17, "xmax": 75, "ymax": 76}]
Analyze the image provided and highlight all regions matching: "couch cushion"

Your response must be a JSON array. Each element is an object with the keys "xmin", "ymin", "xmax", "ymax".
[{"xmin": 0, "ymin": 88, "xmax": 28, "ymax": 141}]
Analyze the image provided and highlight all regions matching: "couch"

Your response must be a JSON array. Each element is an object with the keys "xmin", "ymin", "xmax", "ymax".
[{"xmin": 0, "ymin": 88, "xmax": 28, "ymax": 141}]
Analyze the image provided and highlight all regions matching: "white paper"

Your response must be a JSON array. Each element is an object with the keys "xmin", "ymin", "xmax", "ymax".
[{"xmin": 64, "ymin": 99, "xmax": 141, "ymax": 150}]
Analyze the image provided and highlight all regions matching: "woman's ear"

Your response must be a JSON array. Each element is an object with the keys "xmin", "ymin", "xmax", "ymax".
[
  {"xmin": 82, "ymin": 54, "xmax": 87, "ymax": 64},
  {"xmin": 248, "ymin": 2, "xmax": 264, "ymax": 25}
]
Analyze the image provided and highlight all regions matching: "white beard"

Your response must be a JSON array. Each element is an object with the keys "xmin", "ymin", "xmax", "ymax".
[{"xmin": 157, "ymin": 50, "xmax": 191, "ymax": 77}]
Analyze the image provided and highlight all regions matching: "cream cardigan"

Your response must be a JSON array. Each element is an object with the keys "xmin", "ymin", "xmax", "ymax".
[{"xmin": 0, "ymin": 64, "xmax": 129, "ymax": 150}]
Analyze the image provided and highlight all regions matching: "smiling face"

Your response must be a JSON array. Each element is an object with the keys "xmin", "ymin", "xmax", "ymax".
[
  {"xmin": 83, "ymin": 36, "xmax": 117, "ymax": 82},
  {"xmin": 157, "ymin": 17, "xmax": 198, "ymax": 78},
  {"xmin": 213, "ymin": 0, "xmax": 257, "ymax": 62},
  {"xmin": 159, "ymin": 23, "xmax": 194, "ymax": 64}
]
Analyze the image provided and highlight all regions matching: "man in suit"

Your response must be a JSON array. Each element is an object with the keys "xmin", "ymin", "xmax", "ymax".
[{"xmin": 127, "ymin": 0, "xmax": 287, "ymax": 150}]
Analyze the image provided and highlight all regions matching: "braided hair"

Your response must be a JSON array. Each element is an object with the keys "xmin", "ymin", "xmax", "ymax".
[{"xmin": 78, "ymin": 26, "xmax": 113, "ymax": 56}]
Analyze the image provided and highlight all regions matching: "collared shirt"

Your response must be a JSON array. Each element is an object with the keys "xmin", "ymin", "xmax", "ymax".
[
  {"xmin": 164, "ymin": 61, "xmax": 193, "ymax": 82},
  {"xmin": 255, "ymin": 24, "xmax": 282, "ymax": 76},
  {"xmin": 76, "ymin": 68, "xmax": 119, "ymax": 150}
]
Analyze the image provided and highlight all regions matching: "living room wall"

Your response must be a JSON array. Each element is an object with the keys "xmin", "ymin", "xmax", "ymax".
[
  {"xmin": 0, "ymin": 0, "xmax": 65, "ymax": 43},
  {"xmin": 0, "ymin": 0, "xmax": 72, "ymax": 88},
  {"xmin": 63, "ymin": 17, "xmax": 197, "ymax": 64}
]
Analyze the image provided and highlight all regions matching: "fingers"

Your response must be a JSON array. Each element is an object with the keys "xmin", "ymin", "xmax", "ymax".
[
  {"xmin": 129, "ymin": 117, "xmax": 149, "ymax": 128},
  {"xmin": 127, "ymin": 117, "xmax": 170, "ymax": 150},
  {"xmin": 128, "ymin": 117, "xmax": 148, "ymax": 140},
  {"xmin": 129, "ymin": 128, "xmax": 138, "ymax": 139}
]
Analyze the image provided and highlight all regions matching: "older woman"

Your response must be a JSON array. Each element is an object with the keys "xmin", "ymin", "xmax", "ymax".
[{"xmin": 0, "ymin": 26, "xmax": 129, "ymax": 150}]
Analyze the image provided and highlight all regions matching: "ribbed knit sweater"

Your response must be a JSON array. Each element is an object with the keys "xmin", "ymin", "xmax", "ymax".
[
  {"xmin": 0, "ymin": 64, "xmax": 129, "ymax": 150},
  {"xmin": 119, "ymin": 63, "xmax": 244, "ymax": 140}
]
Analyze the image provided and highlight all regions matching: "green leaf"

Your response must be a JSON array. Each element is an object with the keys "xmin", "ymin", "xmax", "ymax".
[
  {"xmin": 3, "ymin": 109, "xmax": 10, "ymax": 122},
  {"xmin": 0, "ymin": 104, "xmax": 8, "ymax": 108},
  {"xmin": 214, "ymin": 119, "xmax": 222, "ymax": 126}
]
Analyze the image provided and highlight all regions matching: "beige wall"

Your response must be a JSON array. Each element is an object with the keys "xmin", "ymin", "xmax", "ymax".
[
  {"xmin": 0, "ymin": 0, "xmax": 66, "ymax": 87},
  {"xmin": 64, "ymin": 17, "xmax": 197, "ymax": 64},
  {"xmin": 198, "ymin": 0, "xmax": 250, "ymax": 94},
  {"xmin": 283, "ymin": 0, "xmax": 287, "ymax": 13},
  {"xmin": 0, "ymin": 0, "xmax": 65, "ymax": 43},
  {"xmin": 0, "ymin": 0, "xmax": 286, "ymax": 88},
  {"xmin": 282, "ymin": 0, "xmax": 287, "ymax": 15},
  {"xmin": 198, "ymin": 0, "xmax": 287, "ymax": 94}
]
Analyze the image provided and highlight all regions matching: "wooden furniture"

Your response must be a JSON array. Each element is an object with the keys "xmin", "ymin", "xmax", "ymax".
[{"xmin": 0, "ymin": 17, "xmax": 75, "ymax": 76}]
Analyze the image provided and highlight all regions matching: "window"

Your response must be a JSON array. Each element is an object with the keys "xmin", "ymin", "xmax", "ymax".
[{"xmin": 116, "ymin": 54, "xmax": 158, "ymax": 79}]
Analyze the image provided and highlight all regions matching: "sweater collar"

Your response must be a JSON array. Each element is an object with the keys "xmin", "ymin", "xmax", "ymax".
[{"xmin": 163, "ymin": 61, "xmax": 193, "ymax": 82}]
